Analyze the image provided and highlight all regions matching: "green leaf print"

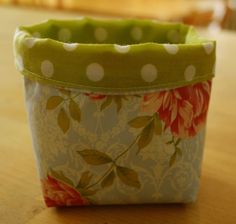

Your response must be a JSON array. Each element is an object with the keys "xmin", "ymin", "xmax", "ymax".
[
  {"xmin": 80, "ymin": 189, "xmax": 98, "ymax": 196},
  {"xmin": 69, "ymin": 99, "xmax": 81, "ymax": 123},
  {"xmin": 50, "ymin": 169, "xmax": 74, "ymax": 186},
  {"xmin": 168, "ymin": 138, "xmax": 183, "ymax": 167},
  {"xmin": 100, "ymin": 96, "xmax": 113, "ymax": 111},
  {"xmin": 116, "ymin": 166, "xmax": 141, "ymax": 189},
  {"xmin": 113, "ymin": 96, "xmax": 122, "ymax": 112},
  {"xmin": 137, "ymin": 120, "xmax": 154, "ymax": 152},
  {"xmin": 77, "ymin": 149, "xmax": 113, "ymax": 165},
  {"xmin": 46, "ymin": 96, "xmax": 63, "ymax": 110},
  {"xmin": 128, "ymin": 116, "xmax": 152, "ymax": 128},
  {"xmin": 175, "ymin": 138, "xmax": 181, "ymax": 146},
  {"xmin": 101, "ymin": 170, "xmax": 115, "ymax": 188},
  {"xmin": 77, "ymin": 171, "xmax": 93, "ymax": 188},
  {"xmin": 57, "ymin": 108, "xmax": 70, "ymax": 133},
  {"xmin": 100, "ymin": 96, "xmax": 126, "ymax": 112},
  {"xmin": 154, "ymin": 114, "xmax": 162, "ymax": 135},
  {"xmin": 59, "ymin": 88, "xmax": 71, "ymax": 96}
]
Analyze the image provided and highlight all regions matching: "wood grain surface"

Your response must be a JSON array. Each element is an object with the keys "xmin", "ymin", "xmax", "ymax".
[{"xmin": 0, "ymin": 6, "xmax": 236, "ymax": 224}]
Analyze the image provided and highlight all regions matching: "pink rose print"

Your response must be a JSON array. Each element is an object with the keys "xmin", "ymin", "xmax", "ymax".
[
  {"xmin": 142, "ymin": 81, "xmax": 212, "ymax": 138},
  {"xmin": 41, "ymin": 175, "xmax": 89, "ymax": 207},
  {"xmin": 85, "ymin": 93, "xmax": 106, "ymax": 100}
]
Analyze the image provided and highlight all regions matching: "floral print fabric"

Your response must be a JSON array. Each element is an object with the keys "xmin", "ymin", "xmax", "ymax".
[
  {"xmin": 24, "ymin": 78, "xmax": 212, "ymax": 207},
  {"xmin": 42, "ymin": 175, "xmax": 89, "ymax": 207},
  {"xmin": 142, "ymin": 81, "xmax": 211, "ymax": 138}
]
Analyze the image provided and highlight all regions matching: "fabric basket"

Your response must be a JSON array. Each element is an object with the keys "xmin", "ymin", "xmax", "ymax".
[{"xmin": 14, "ymin": 18, "xmax": 216, "ymax": 207}]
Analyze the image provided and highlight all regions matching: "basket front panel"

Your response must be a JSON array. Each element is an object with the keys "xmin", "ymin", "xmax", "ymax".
[{"xmin": 24, "ymin": 77, "xmax": 211, "ymax": 206}]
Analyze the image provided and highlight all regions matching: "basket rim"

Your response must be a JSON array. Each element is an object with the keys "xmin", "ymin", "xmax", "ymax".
[{"xmin": 14, "ymin": 17, "xmax": 216, "ymax": 93}]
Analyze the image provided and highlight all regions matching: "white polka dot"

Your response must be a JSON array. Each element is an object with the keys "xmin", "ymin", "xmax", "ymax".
[
  {"xmin": 141, "ymin": 64, "xmax": 158, "ymax": 82},
  {"xmin": 14, "ymin": 30, "xmax": 25, "ymax": 41},
  {"xmin": 76, "ymin": 16, "xmax": 85, "ymax": 20},
  {"xmin": 63, "ymin": 43, "xmax": 78, "ymax": 51},
  {"xmin": 32, "ymin": 32, "xmax": 41, "ymax": 38},
  {"xmin": 114, "ymin": 44, "xmax": 130, "ymax": 53},
  {"xmin": 163, "ymin": 44, "xmax": 179, "ymax": 55},
  {"xmin": 41, "ymin": 60, "xmax": 54, "ymax": 78},
  {"xmin": 167, "ymin": 30, "xmax": 180, "ymax": 43},
  {"xmin": 24, "ymin": 38, "xmax": 37, "ymax": 48},
  {"xmin": 151, "ymin": 19, "xmax": 159, "ymax": 23},
  {"xmin": 86, "ymin": 63, "xmax": 104, "ymax": 82},
  {"xmin": 58, "ymin": 28, "xmax": 71, "ymax": 42},
  {"xmin": 184, "ymin": 65, "xmax": 196, "ymax": 81},
  {"xmin": 94, "ymin": 27, "xmax": 107, "ymax": 42},
  {"xmin": 16, "ymin": 55, "xmax": 24, "ymax": 72},
  {"xmin": 130, "ymin": 27, "xmax": 143, "ymax": 41},
  {"xmin": 203, "ymin": 42, "xmax": 214, "ymax": 55}
]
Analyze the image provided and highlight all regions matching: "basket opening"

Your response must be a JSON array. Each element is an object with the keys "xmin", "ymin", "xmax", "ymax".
[{"xmin": 24, "ymin": 18, "xmax": 192, "ymax": 45}]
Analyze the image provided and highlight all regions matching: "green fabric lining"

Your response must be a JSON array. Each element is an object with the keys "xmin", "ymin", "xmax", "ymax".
[{"xmin": 14, "ymin": 18, "xmax": 216, "ymax": 93}]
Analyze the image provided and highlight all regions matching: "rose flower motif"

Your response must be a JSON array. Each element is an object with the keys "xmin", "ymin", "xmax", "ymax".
[
  {"xmin": 141, "ymin": 81, "xmax": 212, "ymax": 138},
  {"xmin": 41, "ymin": 175, "xmax": 89, "ymax": 207},
  {"xmin": 84, "ymin": 93, "xmax": 106, "ymax": 100}
]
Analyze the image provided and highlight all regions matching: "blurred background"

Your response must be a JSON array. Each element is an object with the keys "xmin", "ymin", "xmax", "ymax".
[{"xmin": 0, "ymin": 0, "xmax": 236, "ymax": 31}]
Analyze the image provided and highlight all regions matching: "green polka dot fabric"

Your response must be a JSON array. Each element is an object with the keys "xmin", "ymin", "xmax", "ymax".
[{"xmin": 14, "ymin": 18, "xmax": 216, "ymax": 94}]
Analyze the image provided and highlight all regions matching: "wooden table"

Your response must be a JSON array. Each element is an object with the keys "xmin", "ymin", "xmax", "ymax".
[{"xmin": 0, "ymin": 6, "xmax": 236, "ymax": 224}]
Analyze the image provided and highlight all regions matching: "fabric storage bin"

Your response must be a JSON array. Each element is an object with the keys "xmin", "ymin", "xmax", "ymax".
[{"xmin": 14, "ymin": 18, "xmax": 216, "ymax": 207}]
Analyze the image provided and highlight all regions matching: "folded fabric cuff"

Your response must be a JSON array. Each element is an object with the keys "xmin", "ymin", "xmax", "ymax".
[{"xmin": 14, "ymin": 18, "xmax": 216, "ymax": 94}]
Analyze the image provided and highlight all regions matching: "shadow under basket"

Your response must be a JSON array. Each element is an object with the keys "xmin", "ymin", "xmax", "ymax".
[{"xmin": 14, "ymin": 18, "xmax": 216, "ymax": 207}]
